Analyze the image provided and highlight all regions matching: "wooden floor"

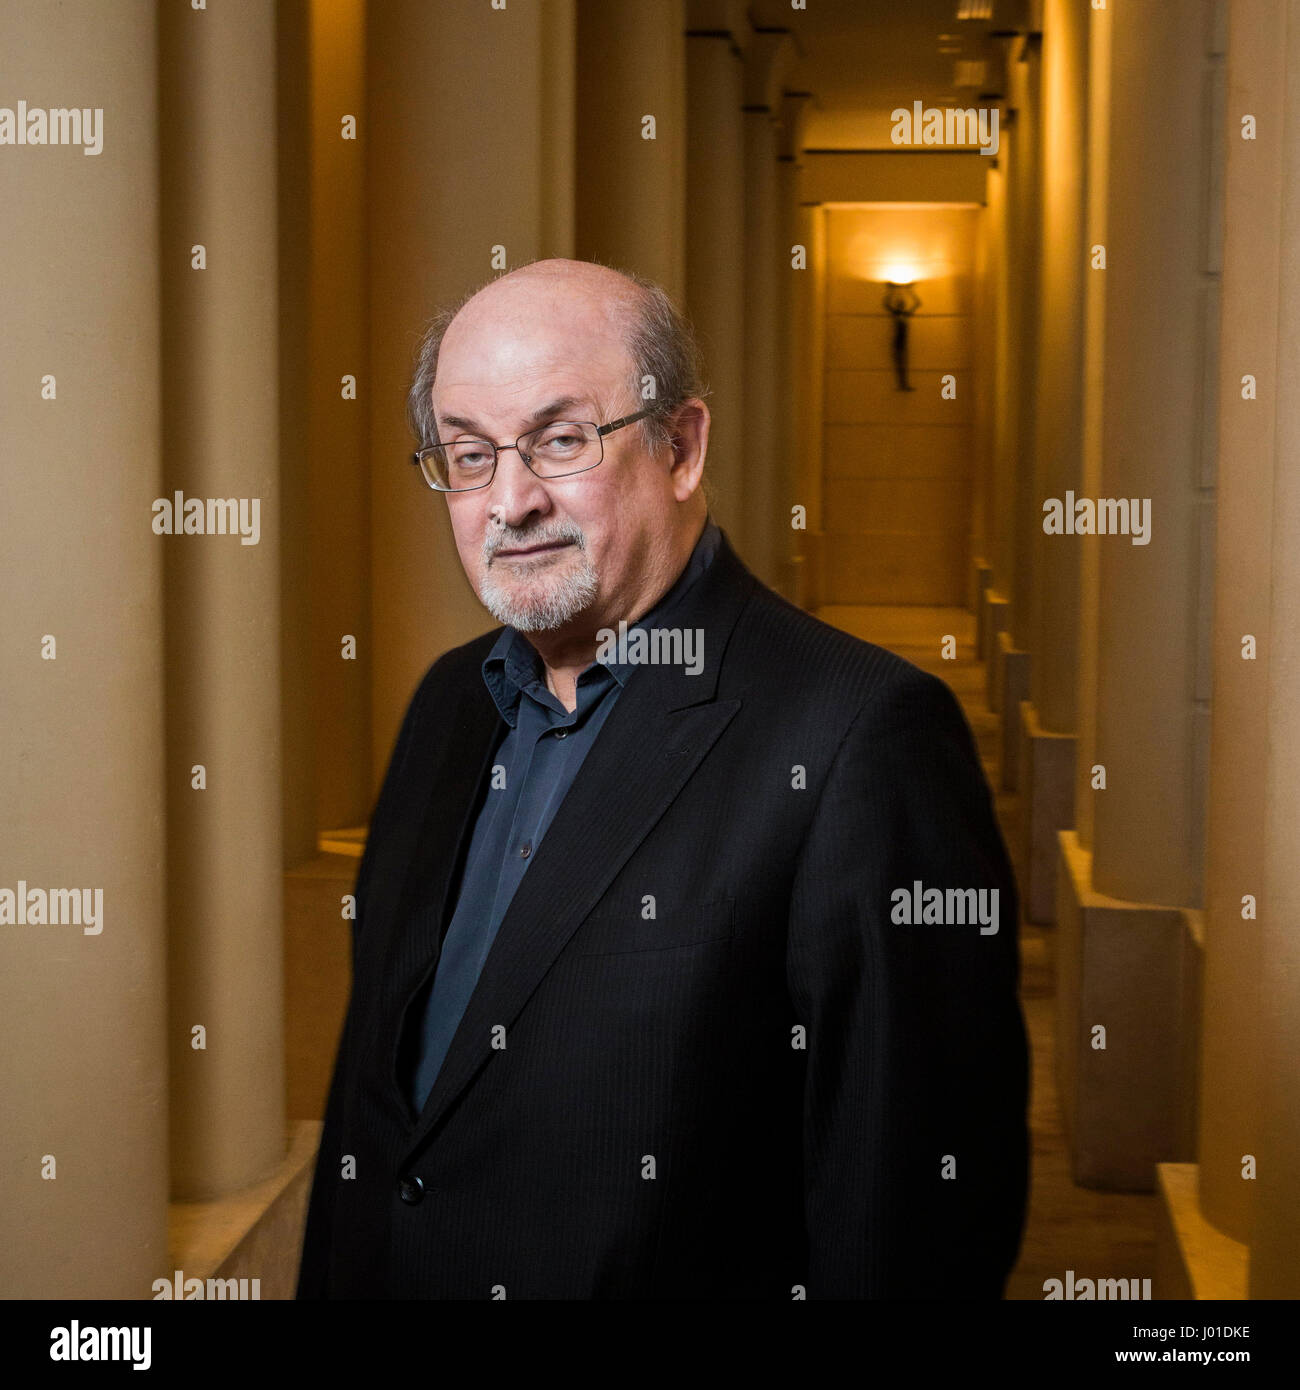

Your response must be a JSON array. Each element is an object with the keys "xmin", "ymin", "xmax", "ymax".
[{"xmin": 816, "ymin": 604, "xmax": 1158, "ymax": 1300}]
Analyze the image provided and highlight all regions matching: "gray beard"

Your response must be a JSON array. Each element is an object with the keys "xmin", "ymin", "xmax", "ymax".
[{"xmin": 480, "ymin": 550, "xmax": 599, "ymax": 632}]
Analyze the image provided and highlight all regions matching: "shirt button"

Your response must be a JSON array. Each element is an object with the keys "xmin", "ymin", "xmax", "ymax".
[
  {"xmin": 398, "ymin": 1175, "xmax": 425, "ymax": 1205},
  {"xmin": 555, "ymin": 728, "xmax": 568, "ymax": 738},
  {"xmin": 519, "ymin": 842, "xmax": 532, "ymax": 859}
]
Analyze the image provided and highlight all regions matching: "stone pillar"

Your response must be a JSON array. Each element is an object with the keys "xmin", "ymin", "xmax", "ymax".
[
  {"xmin": 742, "ymin": 112, "xmax": 779, "ymax": 588},
  {"xmin": 1197, "ymin": 0, "xmax": 1281, "ymax": 1253},
  {"xmin": 367, "ymin": 0, "xmax": 576, "ymax": 779},
  {"xmin": 0, "ymin": 0, "xmax": 169, "ymax": 1294},
  {"xmin": 774, "ymin": 91, "xmax": 811, "ymax": 600},
  {"xmin": 791, "ymin": 198, "xmax": 828, "ymax": 610},
  {"xmin": 685, "ymin": 4, "xmax": 748, "ymax": 552},
  {"xmin": 307, "ymin": 0, "xmax": 371, "ymax": 839},
  {"xmin": 979, "ymin": 156, "xmax": 1012, "ymax": 667},
  {"xmin": 158, "ymin": 0, "xmax": 286, "ymax": 1198},
  {"xmin": 1057, "ymin": 0, "xmax": 1224, "ymax": 1190},
  {"xmin": 1249, "ymin": 0, "xmax": 1300, "ymax": 1302},
  {"xmin": 575, "ymin": 0, "xmax": 686, "ymax": 301},
  {"xmin": 995, "ymin": 38, "xmax": 1041, "ymax": 789},
  {"xmin": 1019, "ymin": 0, "xmax": 1086, "ymax": 922},
  {"xmin": 1156, "ymin": 0, "xmax": 1283, "ymax": 1299},
  {"xmin": 740, "ymin": 29, "xmax": 791, "ymax": 592}
]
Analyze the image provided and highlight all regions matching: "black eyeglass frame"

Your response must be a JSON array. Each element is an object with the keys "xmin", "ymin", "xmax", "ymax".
[{"xmin": 410, "ymin": 407, "xmax": 656, "ymax": 492}]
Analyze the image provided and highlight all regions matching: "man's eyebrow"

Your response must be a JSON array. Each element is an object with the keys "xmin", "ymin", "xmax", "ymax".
[{"xmin": 436, "ymin": 396, "xmax": 591, "ymax": 438}]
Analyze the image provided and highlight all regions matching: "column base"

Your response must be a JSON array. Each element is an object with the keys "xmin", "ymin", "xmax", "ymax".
[
  {"xmin": 165, "ymin": 1120, "xmax": 321, "ymax": 1300},
  {"xmin": 1154, "ymin": 1163, "xmax": 1249, "ymax": 1300},
  {"xmin": 970, "ymin": 556, "xmax": 994, "ymax": 617},
  {"xmin": 1018, "ymin": 701, "xmax": 1076, "ymax": 924},
  {"xmin": 285, "ymin": 851, "xmax": 357, "ymax": 1121},
  {"xmin": 978, "ymin": 587, "xmax": 1010, "ymax": 668},
  {"xmin": 1055, "ymin": 830, "xmax": 1201, "ymax": 1190},
  {"xmin": 994, "ymin": 632, "xmax": 1030, "ymax": 787}
]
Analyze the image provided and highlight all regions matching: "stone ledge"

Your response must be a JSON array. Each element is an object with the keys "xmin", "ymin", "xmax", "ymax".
[
  {"xmin": 164, "ymin": 1120, "xmax": 322, "ymax": 1300},
  {"xmin": 1154, "ymin": 1162, "xmax": 1248, "ymax": 1300}
]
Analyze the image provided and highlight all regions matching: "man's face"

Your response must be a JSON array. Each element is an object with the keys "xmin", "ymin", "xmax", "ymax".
[{"xmin": 431, "ymin": 274, "xmax": 680, "ymax": 636}]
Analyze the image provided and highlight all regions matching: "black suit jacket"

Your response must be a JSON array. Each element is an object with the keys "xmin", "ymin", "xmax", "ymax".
[{"xmin": 297, "ymin": 531, "xmax": 1030, "ymax": 1299}]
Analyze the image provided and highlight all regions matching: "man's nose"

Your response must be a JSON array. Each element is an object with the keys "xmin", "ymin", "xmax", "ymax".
[{"xmin": 486, "ymin": 446, "xmax": 551, "ymax": 528}]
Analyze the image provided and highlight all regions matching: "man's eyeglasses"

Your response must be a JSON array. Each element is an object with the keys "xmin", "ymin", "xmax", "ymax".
[{"xmin": 411, "ymin": 408, "xmax": 654, "ymax": 492}]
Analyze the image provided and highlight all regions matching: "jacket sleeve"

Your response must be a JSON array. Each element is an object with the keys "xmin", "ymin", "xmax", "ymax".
[
  {"xmin": 785, "ymin": 663, "xmax": 1030, "ymax": 1298},
  {"xmin": 295, "ymin": 661, "xmax": 434, "ymax": 1300}
]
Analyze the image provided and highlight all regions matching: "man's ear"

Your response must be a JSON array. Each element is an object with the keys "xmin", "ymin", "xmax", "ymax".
[{"xmin": 668, "ymin": 398, "xmax": 709, "ymax": 502}]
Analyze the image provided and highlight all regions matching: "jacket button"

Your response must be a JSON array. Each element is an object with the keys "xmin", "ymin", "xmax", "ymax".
[{"xmin": 398, "ymin": 1175, "xmax": 425, "ymax": 1205}]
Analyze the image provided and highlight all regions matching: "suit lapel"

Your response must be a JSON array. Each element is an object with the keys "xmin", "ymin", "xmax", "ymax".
[
  {"xmin": 359, "ymin": 670, "xmax": 503, "ymax": 1119},
  {"xmin": 399, "ymin": 532, "xmax": 756, "ymax": 1160}
]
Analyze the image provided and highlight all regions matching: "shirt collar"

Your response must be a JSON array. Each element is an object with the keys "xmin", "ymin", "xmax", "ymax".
[{"xmin": 481, "ymin": 517, "xmax": 721, "ymax": 725}]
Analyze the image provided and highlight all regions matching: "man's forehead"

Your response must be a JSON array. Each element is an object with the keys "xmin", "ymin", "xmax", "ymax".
[
  {"xmin": 434, "ymin": 387, "xmax": 606, "ymax": 434},
  {"xmin": 433, "ymin": 317, "xmax": 633, "ymax": 427}
]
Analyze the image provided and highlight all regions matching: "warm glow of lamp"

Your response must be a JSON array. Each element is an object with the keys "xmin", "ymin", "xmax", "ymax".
[{"xmin": 879, "ymin": 262, "xmax": 920, "ymax": 285}]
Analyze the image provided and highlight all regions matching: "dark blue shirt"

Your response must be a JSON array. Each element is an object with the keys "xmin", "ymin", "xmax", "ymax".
[{"xmin": 407, "ymin": 519, "xmax": 721, "ymax": 1111}]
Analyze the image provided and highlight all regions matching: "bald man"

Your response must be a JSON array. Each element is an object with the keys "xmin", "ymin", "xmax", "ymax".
[{"xmin": 297, "ymin": 259, "xmax": 1030, "ymax": 1300}]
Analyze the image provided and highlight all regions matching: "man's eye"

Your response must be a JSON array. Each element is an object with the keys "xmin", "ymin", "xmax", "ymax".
[
  {"xmin": 451, "ymin": 445, "xmax": 492, "ymax": 467},
  {"xmin": 539, "ymin": 430, "xmax": 583, "ymax": 452}
]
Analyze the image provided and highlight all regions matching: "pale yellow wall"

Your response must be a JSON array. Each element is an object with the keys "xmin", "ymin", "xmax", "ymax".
[{"xmin": 821, "ymin": 204, "xmax": 979, "ymax": 605}]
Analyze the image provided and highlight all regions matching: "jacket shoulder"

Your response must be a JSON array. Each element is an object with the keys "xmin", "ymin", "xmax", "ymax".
[{"xmin": 410, "ymin": 625, "xmax": 503, "ymax": 703}]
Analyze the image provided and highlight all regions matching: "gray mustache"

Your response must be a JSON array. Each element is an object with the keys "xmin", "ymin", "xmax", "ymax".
[{"xmin": 484, "ymin": 525, "xmax": 585, "ymax": 559}]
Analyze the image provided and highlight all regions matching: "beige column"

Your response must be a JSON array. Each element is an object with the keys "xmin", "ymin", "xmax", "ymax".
[
  {"xmin": 1156, "ymin": 0, "xmax": 1283, "ymax": 1300},
  {"xmin": 278, "ymin": 0, "xmax": 374, "ymax": 862},
  {"xmin": 1057, "ymin": 0, "xmax": 1223, "ymax": 1190},
  {"xmin": 994, "ymin": 39, "xmax": 1041, "ymax": 787},
  {"xmin": 308, "ymin": 0, "xmax": 371, "ymax": 837},
  {"xmin": 0, "ymin": 1, "xmax": 169, "ymax": 1294},
  {"xmin": 977, "ymin": 156, "xmax": 1011, "ymax": 666},
  {"xmin": 575, "ymin": 0, "xmax": 686, "ymax": 301},
  {"xmin": 1072, "ymin": 0, "xmax": 1112, "ymax": 857},
  {"xmin": 791, "ymin": 199, "xmax": 828, "ymax": 609},
  {"xmin": 685, "ymin": 5, "xmax": 748, "ymax": 552},
  {"xmin": 741, "ymin": 30, "xmax": 795, "ymax": 594},
  {"xmin": 989, "ymin": 105, "xmax": 1023, "ymax": 636},
  {"xmin": 1007, "ymin": 39, "xmax": 1042, "ymax": 656},
  {"xmin": 742, "ymin": 117, "xmax": 780, "ymax": 590},
  {"xmin": 1197, "ymin": 0, "xmax": 1283, "ymax": 1252},
  {"xmin": 971, "ymin": 168, "xmax": 994, "ymax": 611},
  {"xmin": 739, "ymin": 30, "xmax": 793, "ymax": 592},
  {"xmin": 1090, "ymin": 2, "xmax": 1220, "ymax": 910},
  {"xmin": 774, "ymin": 91, "xmax": 811, "ymax": 600},
  {"xmin": 158, "ymin": 0, "xmax": 286, "ymax": 1198},
  {"xmin": 1251, "ymin": 0, "xmax": 1300, "ymax": 1301},
  {"xmin": 1018, "ymin": 0, "xmax": 1087, "ymax": 922},
  {"xmin": 367, "ymin": 0, "xmax": 576, "ymax": 779}
]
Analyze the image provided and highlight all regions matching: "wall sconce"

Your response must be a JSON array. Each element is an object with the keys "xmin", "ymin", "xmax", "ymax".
[{"xmin": 882, "ymin": 279, "xmax": 922, "ymax": 391}]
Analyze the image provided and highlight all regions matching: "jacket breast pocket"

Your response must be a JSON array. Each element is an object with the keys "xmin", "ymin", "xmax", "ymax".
[{"xmin": 570, "ymin": 896, "xmax": 735, "ymax": 956}]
